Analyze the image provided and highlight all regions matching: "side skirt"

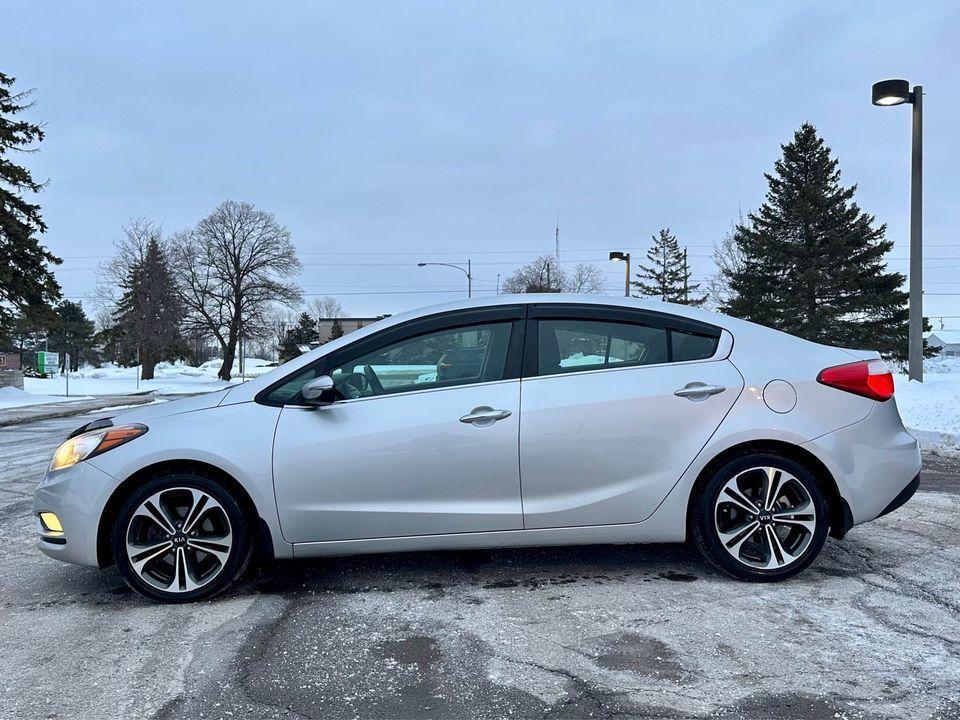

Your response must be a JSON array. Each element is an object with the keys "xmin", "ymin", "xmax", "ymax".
[{"xmin": 292, "ymin": 520, "xmax": 685, "ymax": 559}]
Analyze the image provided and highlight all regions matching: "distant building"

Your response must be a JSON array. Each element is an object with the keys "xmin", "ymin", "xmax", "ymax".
[
  {"xmin": 925, "ymin": 331, "xmax": 960, "ymax": 357},
  {"xmin": 0, "ymin": 350, "xmax": 24, "ymax": 390},
  {"xmin": 0, "ymin": 351, "xmax": 22, "ymax": 370},
  {"xmin": 317, "ymin": 316, "xmax": 388, "ymax": 343}
]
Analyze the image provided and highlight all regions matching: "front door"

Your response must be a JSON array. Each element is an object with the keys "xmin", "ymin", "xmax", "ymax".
[
  {"xmin": 271, "ymin": 314, "xmax": 524, "ymax": 543},
  {"xmin": 519, "ymin": 307, "xmax": 743, "ymax": 529}
]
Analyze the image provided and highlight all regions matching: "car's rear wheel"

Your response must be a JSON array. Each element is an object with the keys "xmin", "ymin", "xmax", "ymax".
[
  {"xmin": 691, "ymin": 453, "xmax": 829, "ymax": 581},
  {"xmin": 112, "ymin": 472, "xmax": 251, "ymax": 603}
]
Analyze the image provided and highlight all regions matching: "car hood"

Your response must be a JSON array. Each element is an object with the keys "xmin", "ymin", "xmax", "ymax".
[{"xmin": 87, "ymin": 389, "xmax": 231, "ymax": 427}]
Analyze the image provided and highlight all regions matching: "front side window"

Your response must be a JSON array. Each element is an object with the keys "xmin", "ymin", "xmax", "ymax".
[
  {"xmin": 328, "ymin": 321, "xmax": 512, "ymax": 399},
  {"xmin": 265, "ymin": 367, "xmax": 320, "ymax": 404},
  {"xmin": 538, "ymin": 319, "xmax": 668, "ymax": 376}
]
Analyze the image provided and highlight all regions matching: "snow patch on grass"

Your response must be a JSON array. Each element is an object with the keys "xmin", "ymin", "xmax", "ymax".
[{"xmin": 23, "ymin": 358, "xmax": 276, "ymax": 397}]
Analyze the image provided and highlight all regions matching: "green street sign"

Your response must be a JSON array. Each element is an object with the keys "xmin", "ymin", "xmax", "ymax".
[{"xmin": 37, "ymin": 351, "xmax": 60, "ymax": 374}]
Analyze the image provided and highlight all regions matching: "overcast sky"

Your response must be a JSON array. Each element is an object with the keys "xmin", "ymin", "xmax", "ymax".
[{"xmin": 6, "ymin": 1, "xmax": 959, "ymax": 322}]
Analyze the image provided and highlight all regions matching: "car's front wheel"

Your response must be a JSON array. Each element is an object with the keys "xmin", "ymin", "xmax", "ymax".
[
  {"xmin": 112, "ymin": 472, "xmax": 252, "ymax": 603},
  {"xmin": 691, "ymin": 453, "xmax": 829, "ymax": 581}
]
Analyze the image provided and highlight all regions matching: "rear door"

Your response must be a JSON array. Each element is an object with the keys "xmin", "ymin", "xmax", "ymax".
[{"xmin": 519, "ymin": 304, "xmax": 743, "ymax": 529}]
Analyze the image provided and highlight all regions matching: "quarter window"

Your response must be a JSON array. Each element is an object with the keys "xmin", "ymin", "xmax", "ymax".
[{"xmin": 671, "ymin": 329, "xmax": 720, "ymax": 362}]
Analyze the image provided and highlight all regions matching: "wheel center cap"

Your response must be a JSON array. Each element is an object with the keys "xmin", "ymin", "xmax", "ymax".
[
  {"xmin": 757, "ymin": 510, "xmax": 773, "ymax": 524},
  {"xmin": 172, "ymin": 534, "xmax": 187, "ymax": 545}
]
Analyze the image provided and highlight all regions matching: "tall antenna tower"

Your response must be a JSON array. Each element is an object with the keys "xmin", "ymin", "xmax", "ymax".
[{"xmin": 555, "ymin": 220, "xmax": 560, "ymax": 261}]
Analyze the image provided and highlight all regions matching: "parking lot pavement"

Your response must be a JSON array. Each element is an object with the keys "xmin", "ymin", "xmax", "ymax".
[{"xmin": 1, "ymin": 417, "xmax": 958, "ymax": 720}]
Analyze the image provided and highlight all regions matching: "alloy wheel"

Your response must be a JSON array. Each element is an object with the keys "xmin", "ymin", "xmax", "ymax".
[
  {"xmin": 713, "ymin": 466, "xmax": 817, "ymax": 570},
  {"xmin": 125, "ymin": 486, "xmax": 233, "ymax": 593}
]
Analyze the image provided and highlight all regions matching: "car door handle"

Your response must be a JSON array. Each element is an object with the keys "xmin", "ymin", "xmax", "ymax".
[
  {"xmin": 459, "ymin": 407, "xmax": 512, "ymax": 424},
  {"xmin": 674, "ymin": 383, "xmax": 726, "ymax": 399}
]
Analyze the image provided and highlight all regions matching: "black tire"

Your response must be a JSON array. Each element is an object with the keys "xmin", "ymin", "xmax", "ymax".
[
  {"xmin": 691, "ymin": 453, "xmax": 829, "ymax": 582},
  {"xmin": 112, "ymin": 471, "xmax": 252, "ymax": 603}
]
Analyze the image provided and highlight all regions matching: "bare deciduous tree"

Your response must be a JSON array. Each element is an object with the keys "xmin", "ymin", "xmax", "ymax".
[
  {"xmin": 502, "ymin": 254, "xmax": 605, "ymax": 294},
  {"xmin": 94, "ymin": 218, "xmax": 164, "ymax": 328},
  {"xmin": 568, "ymin": 263, "xmax": 606, "ymax": 294},
  {"xmin": 308, "ymin": 295, "xmax": 345, "ymax": 320},
  {"xmin": 706, "ymin": 222, "xmax": 746, "ymax": 310},
  {"xmin": 502, "ymin": 255, "xmax": 564, "ymax": 294},
  {"xmin": 171, "ymin": 201, "xmax": 302, "ymax": 380}
]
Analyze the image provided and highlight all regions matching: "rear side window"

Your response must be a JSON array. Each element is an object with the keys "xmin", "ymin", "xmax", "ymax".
[{"xmin": 538, "ymin": 319, "xmax": 669, "ymax": 376}]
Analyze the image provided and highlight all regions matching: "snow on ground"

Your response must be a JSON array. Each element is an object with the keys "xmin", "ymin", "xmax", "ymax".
[
  {"xmin": 23, "ymin": 358, "xmax": 276, "ymax": 398},
  {"xmin": 893, "ymin": 354, "xmax": 960, "ymax": 454},
  {"xmin": 85, "ymin": 399, "xmax": 170, "ymax": 414},
  {"xmin": 0, "ymin": 386, "xmax": 92, "ymax": 409}
]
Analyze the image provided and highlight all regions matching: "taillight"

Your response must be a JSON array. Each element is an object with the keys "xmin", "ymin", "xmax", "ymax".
[{"xmin": 817, "ymin": 360, "xmax": 894, "ymax": 401}]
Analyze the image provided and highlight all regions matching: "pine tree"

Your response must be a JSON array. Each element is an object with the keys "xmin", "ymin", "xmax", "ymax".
[
  {"xmin": 723, "ymin": 123, "xmax": 912, "ymax": 358},
  {"xmin": 329, "ymin": 317, "xmax": 344, "ymax": 341},
  {"xmin": 291, "ymin": 312, "xmax": 318, "ymax": 345},
  {"xmin": 279, "ymin": 312, "xmax": 318, "ymax": 362},
  {"xmin": 278, "ymin": 334, "xmax": 302, "ymax": 363},
  {"xmin": 632, "ymin": 228, "xmax": 706, "ymax": 306},
  {"xmin": 0, "ymin": 72, "xmax": 61, "ymax": 338},
  {"xmin": 113, "ymin": 238, "xmax": 183, "ymax": 380},
  {"xmin": 48, "ymin": 300, "xmax": 96, "ymax": 371}
]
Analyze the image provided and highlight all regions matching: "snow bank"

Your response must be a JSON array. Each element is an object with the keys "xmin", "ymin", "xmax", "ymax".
[
  {"xmin": 894, "ymin": 359, "xmax": 960, "ymax": 455},
  {"xmin": 23, "ymin": 358, "xmax": 276, "ymax": 397},
  {"xmin": 0, "ymin": 387, "xmax": 91, "ymax": 409}
]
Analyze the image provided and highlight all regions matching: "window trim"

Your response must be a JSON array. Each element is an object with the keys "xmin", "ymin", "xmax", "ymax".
[
  {"xmin": 255, "ymin": 305, "xmax": 526, "ymax": 407},
  {"xmin": 523, "ymin": 303, "xmax": 723, "ymax": 379}
]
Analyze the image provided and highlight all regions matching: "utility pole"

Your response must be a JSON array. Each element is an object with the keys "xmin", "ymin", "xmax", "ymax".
[
  {"xmin": 239, "ymin": 335, "xmax": 246, "ymax": 380},
  {"xmin": 496, "ymin": 274, "xmax": 501, "ymax": 295},
  {"xmin": 683, "ymin": 247, "xmax": 689, "ymax": 303},
  {"xmin": 555, "ymin": 221, "xmax": 560, "ymax": 261}
]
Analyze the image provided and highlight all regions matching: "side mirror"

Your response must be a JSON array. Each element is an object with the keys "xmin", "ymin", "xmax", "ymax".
[{"xmin": 301, "ymin": 375, "xmax": 335, "ymax": 404}]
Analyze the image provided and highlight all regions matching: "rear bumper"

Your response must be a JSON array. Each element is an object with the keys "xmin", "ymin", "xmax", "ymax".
[
  {"xmin": 802, "ymin": 398, "xmax": 921, "ymax": 526},
  {"xmin": 877, "ymin": 473, "xmax": 921, "ymax": 519}
]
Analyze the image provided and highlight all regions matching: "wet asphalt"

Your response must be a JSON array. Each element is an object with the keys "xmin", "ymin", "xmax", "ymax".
[{"xmin": 0, "ymin": 416, "xmax": 958, "ymax": 720}]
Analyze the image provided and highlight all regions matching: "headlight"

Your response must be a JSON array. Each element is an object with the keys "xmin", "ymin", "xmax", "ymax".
[{"xmin": 49, "ymin": 424, "xmax": 148, "ymax": 472}]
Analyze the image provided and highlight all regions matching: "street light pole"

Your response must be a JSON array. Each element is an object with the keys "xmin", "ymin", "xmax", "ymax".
[
  {"xmin": 909, "ymin": 85, "xmax": 923, "ymax": 383},
  {"xmin": 609, "ymin": 251, "xmax": 631, "ymax": 297},
  {"xmin": 872, "ymin": 78, "xmax": 923, "ymax": 382},
  {"xmin": 417, "ymin": 260, "xmax": 472, "ymax": 298}
]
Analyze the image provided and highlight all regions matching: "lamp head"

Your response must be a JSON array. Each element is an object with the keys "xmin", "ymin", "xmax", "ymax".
[
  {"xmin": 609, "ymin": 251, "xmax": 629, "ymax": 262},
  {"xmin": 872, "ymin": 79, "xmax": 912, "ymax": 106}
]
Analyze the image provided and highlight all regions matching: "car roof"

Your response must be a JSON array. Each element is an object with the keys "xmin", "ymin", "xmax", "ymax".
[{"xmin": 379, "ymin": 293, "xmax": 729, "ymax": 327}]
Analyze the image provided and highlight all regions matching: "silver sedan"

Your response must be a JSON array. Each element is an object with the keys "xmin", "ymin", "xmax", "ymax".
[{"xmin": 34, "ymin": 295, "xmax": 921, "ymax": 602}]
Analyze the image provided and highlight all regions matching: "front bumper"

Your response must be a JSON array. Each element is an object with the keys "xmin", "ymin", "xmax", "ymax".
[{"xmin": 33, "ymin": 461, "xmax": 119, "ymax": 567}]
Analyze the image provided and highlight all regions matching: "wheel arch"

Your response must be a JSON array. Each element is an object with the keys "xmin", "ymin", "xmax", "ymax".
[
  {"xmin": 96, "ymin": 459, "xmax": 273, "ymax": 568},
  {"xmin": 686, "ymin": 439, "xmax": 853, "ymax": 540}
]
